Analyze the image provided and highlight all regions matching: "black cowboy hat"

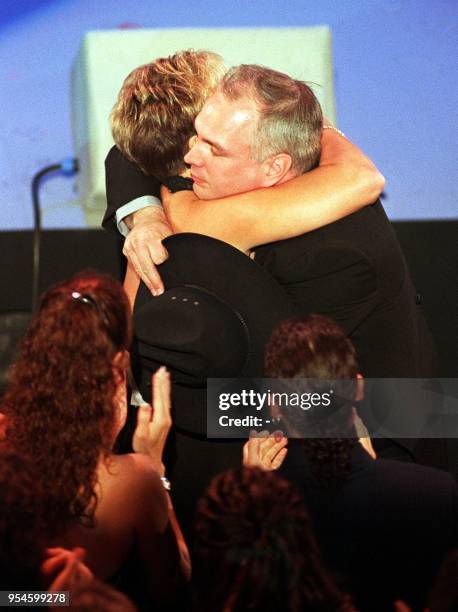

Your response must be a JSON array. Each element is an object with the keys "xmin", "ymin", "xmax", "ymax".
[{"xmin": 131, "ymin": 233, "xmax": 294, "ymax": 435}]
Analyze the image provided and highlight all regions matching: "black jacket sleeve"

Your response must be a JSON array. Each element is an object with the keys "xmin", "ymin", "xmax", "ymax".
[{"xmin": 102, "ymin": 146, "xmax": 161, "ymax": 233}]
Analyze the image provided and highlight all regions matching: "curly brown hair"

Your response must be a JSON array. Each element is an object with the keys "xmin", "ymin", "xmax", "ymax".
[
  {"xmin": 0, "ymin": 451, "xmax": 46, "ymax": 589},
  {"xmin": 2, "ymin": 272, "xmax": 131, "ymax": 537},
  {"xmin": 265, "ymin": 314, "xmax": 359, "ymax": 483},
  {"xmin": 193, "ymin": 467, "xmax": 353, "ymax": 612}
]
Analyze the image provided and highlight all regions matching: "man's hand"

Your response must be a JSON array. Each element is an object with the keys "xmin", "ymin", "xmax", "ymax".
[
  {"xmin": 132, "ymin": 367, "xmax": 172, "ymax": 476},
  {"xmin": 243, "ymin": 430, "xmax": 288, "ymax": 471},
  {"xmin": 123, "ymin": 206, "xmax": 173, "ymax": 295}
]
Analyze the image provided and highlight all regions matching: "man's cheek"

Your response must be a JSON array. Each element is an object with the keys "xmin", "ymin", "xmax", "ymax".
[{"xmin": 193, "ymin": 183, "xmax": 213, "ymax": 200}]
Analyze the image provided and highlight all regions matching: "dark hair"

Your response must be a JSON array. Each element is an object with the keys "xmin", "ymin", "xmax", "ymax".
[
  {"xmin": 193, "ymin": 467, "xmax": 353, "ymax": 611},
  {"xmin": 265, "ymin": 314, "xmax": 359, "ymax": 482},
  {"xmin": 2, "ymin": 272, "xmax": 131, "ymax": 536},
  {"xmin": 220, "ymin": 64, "xmax": 322, "ymax": 174},
  {"xmin": 0, "ymin": 451, "xmax": 46, "ymax": 589}
]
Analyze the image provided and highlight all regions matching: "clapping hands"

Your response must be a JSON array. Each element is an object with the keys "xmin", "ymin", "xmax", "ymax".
[
  {"xmin": 243, "ymin": 430, "xmax": 288, "ymax": 471},
  {"xmin": 132, "ymin": 366, "xmax": 172, "ymax": 477}
]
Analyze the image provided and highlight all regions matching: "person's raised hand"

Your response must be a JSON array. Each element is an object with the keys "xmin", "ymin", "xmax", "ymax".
[
  {"xmin": 132, "ymin": 367, "xmax": 172, "ymax": 476},
  {"xmin": 42, "ymin": 547, "xmax": 93, "ymax": 592},
  {"xmin": 358, "ymin": 435, "xmax": 377, "ymax": 459},
  {"xmin": 243, "ymin": 430, "xmax": 288, "ymax": 471},
  {"xmin": 122, "ymin": 206, "xmax": 173, "ymax": 296}
]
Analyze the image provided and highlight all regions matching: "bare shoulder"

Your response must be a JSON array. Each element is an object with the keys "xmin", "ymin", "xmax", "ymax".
[
  {"xmin": 105, "ymin": 453, "xmax": 163, "ymax": 492},
  {"xmin": 104, "ymin": 454, "xmax": 169, "ymax": 529}
]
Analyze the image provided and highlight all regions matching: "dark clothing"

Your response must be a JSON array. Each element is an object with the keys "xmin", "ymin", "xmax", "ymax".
[
  {"xmin": 104, "ymin": 149, "xmax": 436, "ymax": 379},
  {"xmin": 280, "ymin": 442, "xmax": 457, "ymax": 611},
  {"xmin": 103, "ymin": 148, "xmax": 445, "ymax": 468},
  {"xmin": 254, "ymin": 201, "xmax": 445, "ymax": 467},
  {"xmin": 102, "ymin": 146, "xmax": 161, "ymax": 232},
  {"xmin": 103, "ymin": 146, "xmax": 192, "ymax": 232},
  {"xmin": 254, "ymin": 201, "xmax": 437, "ymax": 378}
]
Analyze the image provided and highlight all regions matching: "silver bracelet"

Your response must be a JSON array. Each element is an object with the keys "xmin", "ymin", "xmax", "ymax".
[
  {"xmin": 160, "ymin": 476, "xmax": 171, "ymax": 491},
  {"xmin": 323, "ymin": 124, "xmax": 346, "ymax": 138}
]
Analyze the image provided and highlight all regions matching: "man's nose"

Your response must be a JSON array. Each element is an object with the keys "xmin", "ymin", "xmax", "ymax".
[{"xmin": 184, "ymin": 137, "xmax": 203, "ymax": 166}]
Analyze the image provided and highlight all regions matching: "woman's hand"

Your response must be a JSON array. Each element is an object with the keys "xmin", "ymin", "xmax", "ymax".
[
  {"xmin": 42, "ymin": 547, "xmax": 93, "ymax": 592},
  {"xmin": 132, "ymin": 367, "xmax": 172, "ymax": 476},
  {"xmin": 353, "ymin": 412, "xmax": 377, "ymax": 459},
  {"xmin": 358, "ymin": 435, "xmax": 377, "ymax": 459},
  {"xmin": 243, "ymin": 431, "xmax": 288, "ymax": 471}
]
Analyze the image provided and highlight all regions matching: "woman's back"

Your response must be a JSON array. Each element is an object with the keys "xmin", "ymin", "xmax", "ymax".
[
  {"xmin": 2, "ymin": 272, "xmax": 189, "ymax": 602},
  {"xmin": 59, "ymin": 451, "xmax": 187, "ymax": 604}
]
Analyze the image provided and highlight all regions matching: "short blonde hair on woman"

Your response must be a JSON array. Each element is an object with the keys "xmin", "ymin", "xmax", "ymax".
[{"xmin": 111, "ymin": 49, "xmax": 225, "ymax": 179}]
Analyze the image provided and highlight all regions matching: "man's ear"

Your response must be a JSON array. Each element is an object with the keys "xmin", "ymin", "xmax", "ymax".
[
  {"xmin": 261, "ymin": 153, "xmax": 293, "ymax": 187},
  {"xmin": 355, "ymin": 373, "xmax": 365, "ymax": 402}
]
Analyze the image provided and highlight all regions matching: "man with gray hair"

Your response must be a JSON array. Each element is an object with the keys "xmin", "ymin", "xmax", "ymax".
[{"xmin": 183, "ymin": 64, "xmax": 323, "ymax": 201}]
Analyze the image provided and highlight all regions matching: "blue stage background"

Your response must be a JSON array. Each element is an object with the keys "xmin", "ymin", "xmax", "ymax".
[{"xmin": 0, "ymin": 0, "xmax": 457, "ymax": 229}]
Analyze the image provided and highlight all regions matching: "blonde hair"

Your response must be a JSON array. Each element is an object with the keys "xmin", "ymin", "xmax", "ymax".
[
  {"xmin": 111, "ymin": 50, "xmax": 225, "ymax": 179},
  {"xmin": 220, "ymin": 65, "xmax": 322, "ymax": 175}
]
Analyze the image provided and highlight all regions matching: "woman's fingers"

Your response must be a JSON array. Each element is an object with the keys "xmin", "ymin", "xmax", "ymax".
[
  {"xmin": 243, "ymin": 432, "xmax": 288, "ymax": 470},
  {"xmin": 42, "ymin": 553, "xmax": 66, "ymax": 575},
  {"xmin": 152, "ymin": 366, "xmax": 171, "ymax": 428},
  {"xmin": 243, "ymin": 437, "xmax": 261, "ymax": 466},
  {"xmin": 271, "ymin": 447, "xmax": 288, "ymax": 470},
  {"xmin": 136, "ymin": 403, "xmax": 153, "ymax": 434},
  {"xmin": 259, "ymin": 437, "xmax": 288, "ymax": 470},
  {"xmin": 131, "ymin": 367, "xmax": 171, "ymax": 474},
  {"xmin": 262, "ymin": 436, "xmax": 288, "ymax": 462},
  {"xmin": 43, "ymin": 547, "xmax": 93, "ymax": 592},
  {"xmin": 242, "ymin": 440, "xmax": 249, "ymax": 464},
  {"xmin": 132, "ymin": 404, "xmax": 153, "ymax": 454}
]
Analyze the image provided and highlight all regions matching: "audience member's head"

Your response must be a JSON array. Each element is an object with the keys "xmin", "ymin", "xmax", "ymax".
[
  {"xmin": 219, "ymin": 64, "xmax": 322, "ymax": 175},
  {"xmin": 0, "ymin": 451, "xmax": 46, "ymax": 589},
  {"xmin": 265, "ymin": 314, "xmax": 361, "ymax": 482},
  {"xmin": 111, "ymin": 49, "xmax": 225, "ymax": 179},
  {"xmin": 2, "ymin": 272, "xmax": 131, "ymax": 536},
  {"xmin": 193, "ymin": 467, "xmax": 353, "ymax": 611}
]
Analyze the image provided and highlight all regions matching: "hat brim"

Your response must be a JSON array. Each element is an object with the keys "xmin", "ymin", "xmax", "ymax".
[{"xmin": 133, "ymin": 233, "xmax": 294, "ymax": 433}]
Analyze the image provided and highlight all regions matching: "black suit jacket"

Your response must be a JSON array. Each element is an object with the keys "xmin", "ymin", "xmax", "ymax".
[
  {"xmin": 254, "ymin": 202, "xmax": 445, "ymax": 466},
  {"xmin": 104, "ymin": 151, "xmax": 436, "ymax": 379},
  {"xmin": 103, "ymin": 152, "xmax": 444, "ymax": 465},
  {"xmin": 102, "ymin": 146, "xmax": 161, "ymax": 232},
  {"xmin": 281, "ymin": 443, "xmax": 457, "ymax": 611},
  {"xmin": 102, "ymin": 146, "xmax": 192, "ymax": 232},
  {"xmin": 254, "ymin": 201, "xmax": 437, "ymax": 378}
]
